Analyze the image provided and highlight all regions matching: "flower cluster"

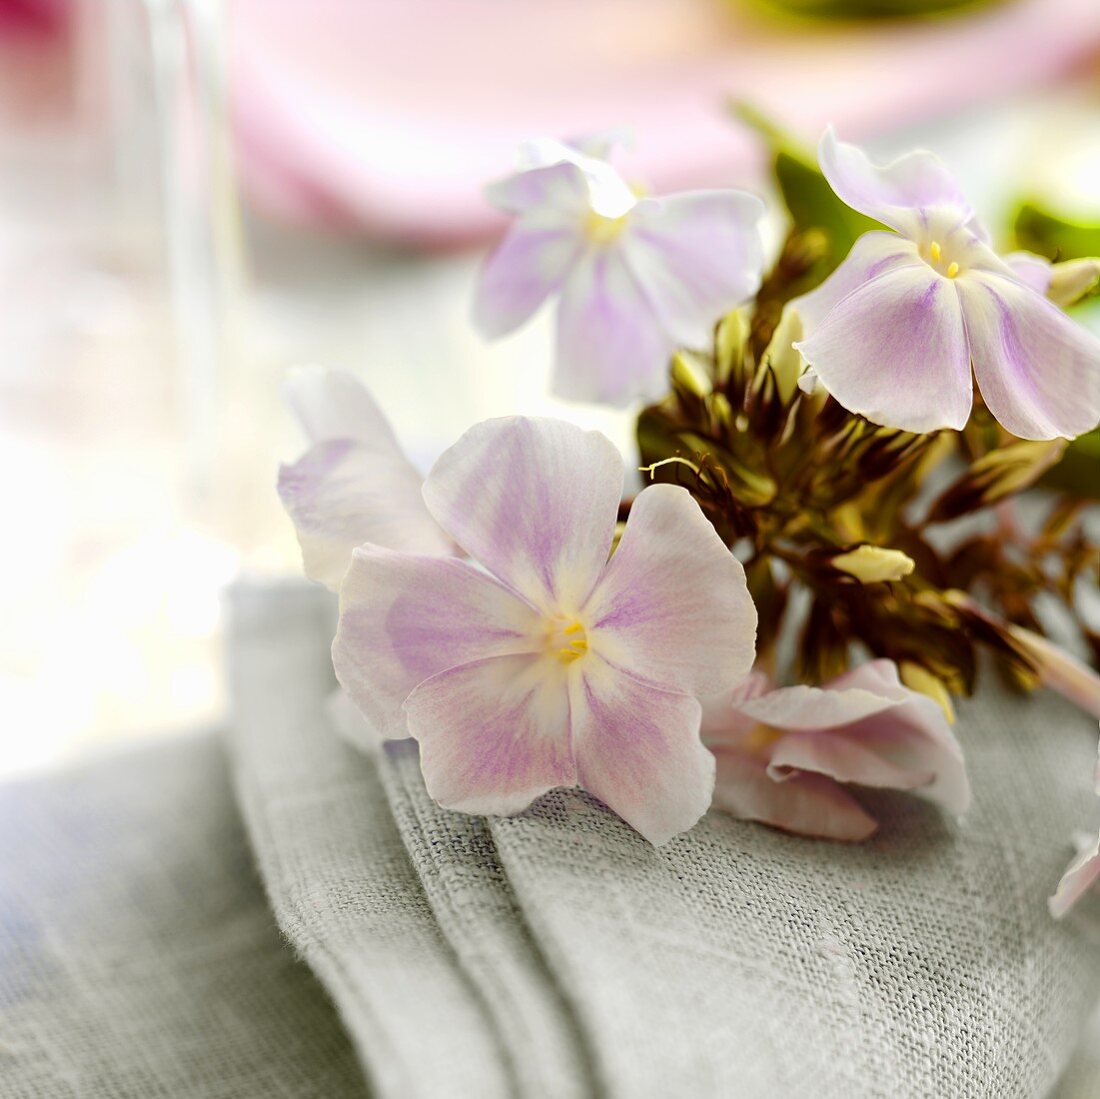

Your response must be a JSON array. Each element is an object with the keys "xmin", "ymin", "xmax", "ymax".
[{"xmin": 278, "ymin": 126, "xmax": 1100, "ymax": 917}]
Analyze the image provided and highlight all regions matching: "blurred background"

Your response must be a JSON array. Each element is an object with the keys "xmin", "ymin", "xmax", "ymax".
[{"xmin": 1, "ymin": 0, "xmax": 1098, "ymax": 777}]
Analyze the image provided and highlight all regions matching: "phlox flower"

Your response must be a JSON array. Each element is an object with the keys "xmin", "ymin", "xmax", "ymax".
[
  {"xmin": 792, "ymin": 128, "xmax": 1100, "ymax": 441},
  {"xmin": 277, "ymin": 367, "xmax": 451, "ymax": 590},
  {"xmin": 704, "ymin": 660, "xmax": 970, "ymax": 841},
  {"xmin": 473, "ymin": 134, "xmax": 765, "ymax": 407},
  {"xmin": 333, "ymin": 415, "xmax": 757, "ymax": 844}
]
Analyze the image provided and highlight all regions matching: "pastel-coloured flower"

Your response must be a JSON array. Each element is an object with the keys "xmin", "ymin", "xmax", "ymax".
[
  {"xmin": 1049, "ymin": 731, "xmax": 1100, "ymax": 919},
  {"xmin": 277, "ymin": 367, "xmax": 450, "ymax": 590},
  {"xmin": 704, "ymin": 660, "xmax": 970, "ymax": 841},
  {"xmin": 334, "ymin": 415, "xmax": 757, "ymax": 844},
  {"xmin": 473, "ymin": 134, "xmax": 765, "ymax": 407},
  {"xmin": 792, "ymin": 128, "xmax": 1100, "ymax": 441}
]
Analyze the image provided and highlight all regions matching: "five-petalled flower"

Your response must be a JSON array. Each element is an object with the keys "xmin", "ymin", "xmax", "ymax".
[
  {"xmin": 792, "ymin": 128, "xmax": 1100, "ymax": 441},
  {"xmin": 333, "ymin": 415, "xmax": 757, "ymax": 845},
  {"xmin": 473, "ymin": 134, "xmax": 765, "ymax": 407},
  {"xmin": 703, "ymin": 660, "xmax": 970, "ymax": 841}
]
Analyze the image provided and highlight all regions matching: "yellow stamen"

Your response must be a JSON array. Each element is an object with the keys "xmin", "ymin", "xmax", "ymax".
[
  {"xmin": 564, "ymin": 622, "xmax": 585, "ymax": 635},
  {"xmin": 945, "ymin": 261, "xmax": 959, "ymax": 279},
  {"xmin": 584, "ymin": 210, "xmax": 628, "ymax": 245},
  {"xmin": 558, "ymin": 648, "xmax": 584, "ymax": 662},
  {"xmin": 552, "ymin": 619, "xmax": 589, "ymax": 664},
  {"xmin": 930, "ymin": 241, "xmax": 942, "ymax": 263}
]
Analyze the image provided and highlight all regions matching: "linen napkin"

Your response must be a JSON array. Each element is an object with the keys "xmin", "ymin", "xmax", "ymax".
[{"xmin": 0, "ymin": 731, "xmax": 366, "ymax": 1099}]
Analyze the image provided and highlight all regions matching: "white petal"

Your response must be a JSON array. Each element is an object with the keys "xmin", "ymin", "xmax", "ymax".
[{"xmin": 281, "ymin": 367, "xmax": 400, "ymax": 447}]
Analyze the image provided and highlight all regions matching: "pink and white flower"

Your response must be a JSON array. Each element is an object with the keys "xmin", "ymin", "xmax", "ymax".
[
  {"xmin": 792, "ymin": 128, "xmax": 1100, "ymax": 441},
  {"xmin": 277, "ymin": 367, "xmax": 451, "ymax": 590},
  {"xmin": 334, "ymin": 415, "xmax": 757, "ymax": 844},
  {"xmin": 473, "ymin": 135, "xmax": 765, "ymax": 407},
  {"xmin": 704, "ymin": 660, "xmax": 971, "ymax": 841}
]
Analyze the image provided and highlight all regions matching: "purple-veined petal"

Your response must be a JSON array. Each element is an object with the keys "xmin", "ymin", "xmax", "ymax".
[
  {"xmin": 711, "ymin": 749, "xmax": 878, "ymax": 841},
  {"xmin": 585, "ymin": 483, "xmax": 757, "ymax": 698},
  {"xmin": 333, "ymin": 546, "xmax": 542, "ymax": 739},
  {"xmin": 554, "ymin": 246, "xmax": 676, "ymax": 407},
  {"xmin": 472, "ymin": 220, "xmax": 583, "ymax": 338},
  {"xmin": 1049, "ymin": 833, "xmax": 1100, "ymax": 919},
  {"xmin": 278, "ymin": 439, "xmax": 452, "ymax": 590},
  {"xmin": 282, "ymin": 366, "xmax": 400, "ymax": 447},
  {"xmin": 405, "ymin": 653, "xmax": 577, "ymax": 817},
  {"xmin": 1004, "ymin": 251, "xmax": 1052, "ymax": 296},
  {"xmin": 957, "ymin": 269, "xmax": 1100, "ymax": 440},
  {"xmin": 422, "ymin": 416, "xmax": 624, "ymax": 612},
  {"xmin": 571, "ymin": 658, "xmax": 713, "ymax": 845},
  {"xmin": 790, "ymin": 231, "xmax": 921, "ymax": 333},
  {"xmin": 818, "ymin": 126, "xmax": 972, "ymax": 235},
  {"xmin": 622, "ymin": 190, "xmax": 765, "ymax": 349},
  {"xmin": 795, "ymin": 263, "xmax": 972, "ymax": 433},
  {"xmin": 484, "ymin": 159, "xmax": 591, "ymax": 217}
]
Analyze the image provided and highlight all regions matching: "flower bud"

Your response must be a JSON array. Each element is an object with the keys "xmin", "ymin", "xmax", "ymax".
[
  {"xmin": 831, "ymin": 545, "xmax": 915, "ymax": 584},
  {"xmin": 1047, "ymin": 258, "xmax": 1100, "ymax": 309}
]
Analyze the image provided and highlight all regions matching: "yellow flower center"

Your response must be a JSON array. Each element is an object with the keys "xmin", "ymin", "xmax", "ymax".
[
  {"xmin": 925, "ymin": 240, "xmax": 960, "ymax": 279},
  {"xmin": 584, "ymin": 210, "xmax": 629, "ymax": 245},
  {"xmin": 741, "ymin": 723, "xmax": 786, "ymax": 756},
  {"xmin": 545, "ymin": 617, "xmax": 589, "ymax": 664}
]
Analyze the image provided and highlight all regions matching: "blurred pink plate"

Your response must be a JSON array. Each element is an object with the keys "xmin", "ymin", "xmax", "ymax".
[{"xmin": 230, "ymin": 0, "xmax": 1100, "ymax": 246}]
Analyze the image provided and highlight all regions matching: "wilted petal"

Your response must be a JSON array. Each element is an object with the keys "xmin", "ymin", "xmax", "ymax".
[
  {"xmin": 957, "ymin": 270, "xmax": 1100, "ymax": 440},
  {"xmin": 791, "ymin": 231, "xmax": 921, "ymax": 333},
  {"xmin": 472, "ymin": 222, "xmax": 582, "ymax": 338},
  {"xmin": 278, "ymin": 439, "xmax": 451, "ymax": 590},
  {"xmin": 554, "ymin": 246, "xmax": 675, "ymax": 406},
  {"xmin": 585, "ymin": 484, "xmax": 756, "ymax": 697},
  {"xmin": 622, "ymin": 190, "xmax": 765, "ymax": 349},
  {"xmin": 405, "ymin": 654, "xmax": 577, "ymax": 817},
  {"xmin": 333, "ymin": 547, "xmax": 541, "ymax": 739},
  {"xmin": 282, "ymin": 366, "xmax": 400, "ymax": 447},
  {"xmin": 1049, "ymin": 833, "xmax": 1100, "ymax": 919},
  {"xmin": 571, "ymin": 658, "xmax": 713, "ymax": 845},
  {"xmin": 796, "ymin": 264, "xmax": 972, "ymax": 433},
  {"xmin": 731, "ymin": 679, "xmax": 898, "ymax": 733},
  {"xmin": 818, "ymin": 126, "xmax": 971, "ymax": 235},
  {"xmin": 422, "ymin": 417, "xmax": 623, "ymax": 612},
  {"xmin": 712, "ymin": 750, "xmax": 877, "ymax": 841}
]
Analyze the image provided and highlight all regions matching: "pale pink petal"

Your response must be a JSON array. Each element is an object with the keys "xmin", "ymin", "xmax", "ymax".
[
  {"xmin": 768, "ymin": 730, "xmax": 934, "ymax": 793},
  {"xmin": 282, "ymin": 366, "xmax": 400, "ymax": 446},
  {"xmin": 712, "ymin": 749, "xmax": 877, "ymax": 841},
  {"xmin": 731, "ymin": 680, "xmax": 898, "ymax": 733},
  {"xmin": 585, "ymin": 484, "xmax": 756, "ymax": 697},
  {"xmin": 333, "ymin": 547, "xmax": 541, "ymax": 739},
  {"xmin": 818, "ymin": 126, "xmax": 971, "ymax": 235},
  {"xmin": 957, "ymin": 270, "xmax": 1100, "ymax": 440},
  {"xmin": 472, "ymin": 221, "xmax": 582, "ymax": 338},
  {"xmin": 553, "ymin": 247, "xmax": 676, "ymax": 407},
  {"xmin": 278, "ymin": 439, "xmax": 451, "ymax": 590},
  {"xmin": 484, "ymin": 160, "xmax": 590, "ymax": 217},
  {"xmin": 1049, "ymin": 833, "xmax": 1100, "ymax": 919},
  {"xmin": 790, "ymin": 231, "xmax": 921, "ymax": 333},
  {"xmin": 621, "ymin": 190, "xmax": 765, "ymax": 348},
  {"xmin": 795, "ymin": 263, "xmax": 972, "ymax": 433},
  {"xmin": 422, "ymin": 416, "xmax": 624, "ymax": 611},
  {"xmin": 1003, "ymin": 251, "xmax": 1052, "ymax": 296},
  {"xmin": 571, "ymin": 658, "xmax": 713, "ymax": 845},
  {"xmin": 405, "ymin": 653, "xmax": 577, "ymax": 817},
  {"xmin": 699, "ymin": 670, "xmax": 771, "ymax": 741}
]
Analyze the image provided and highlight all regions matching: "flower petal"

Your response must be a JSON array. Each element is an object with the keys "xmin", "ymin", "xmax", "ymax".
[
  {"xmin": 333, "ymin": 547, "xmax": 541, "ymax": 739},
  {"xmin": 472, "ymin": 221, "xmax": 582, "ymax": 338},
  {"xmin": 422, "ymin": 416, "xmax": 624, "ymax": 611},
  {"xmin": 957, "ymin": 270, "xmax": 1100, "ymax": 440},
  {"xmin": 405, "ymin": 653, "xmax": 577, "ymax": 817},
  {"xmin": 553, "ymin": 247, "xmax": 675, "ymax": 407},
  {"xmin": 790, "ymin": 231, "xmax": 921, "ymax": 333},
  {"xmin": 730, "ymin": 681, "xmax": 898, "ymax": 733},
  {"xmin": 795, "ymin": 263, "xmax": 972, "ymax": 433},
  {"xmin": 278, "ymin": 439, "xmax": 452, "ymax": 590},
  {"xmin": 1003, "ymin": 251, "xmax": 1052, "ymax": 296},
  {"xmin": 282, "ymin": 366, "xmax": 400, "ymax": 447},
  {"xmin": 571, "ymin": 659, "xmax": 713, "ymax": 846},
  {"xmin": 818, "ymin": 126, "xmax": 971, "ymax": 235},
  {"xmin": 711, "ymin": 749, "xmax": 877, "ymax": 841},
  {"xmin": 1049, "ymin": 833, "xmax": 1100, "ymax": 919},
  {"xmin": 622, "ymin": 190, "xmax": 765, "ymax": 349},
  {"xmin": 484, "ymin": 160, "xmax": 590, "ymax": 217},
  {"xmin": 767, "ymin": 731, "xmax": 935, "ymax": 793},
  {"xmin": 585, "ymin": 483, "xmax": 756, "ymax": 697}
]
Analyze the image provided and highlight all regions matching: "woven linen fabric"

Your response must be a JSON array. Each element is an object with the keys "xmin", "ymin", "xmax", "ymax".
[
  {"xmin": 0, "ymin": 732, "xmax": 366, "ymax": 1099},
  {"xmin": 378, "ymin": 741, "xmax": 595, "ymax": 1098},
  {"xmin": 224, "ymin": 578, "xmax": 514, "ymax": 1099}
]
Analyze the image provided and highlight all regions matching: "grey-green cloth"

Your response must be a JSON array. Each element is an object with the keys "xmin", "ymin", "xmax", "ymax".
[{"xmin": 4, "ymin": 576, "xmax": 1100, "ymax": 1097}]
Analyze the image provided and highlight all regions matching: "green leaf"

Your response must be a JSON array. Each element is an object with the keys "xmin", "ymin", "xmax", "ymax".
[{"xmin": 1013, "ymin": 203, "xmax": 1100, "ymax": 262}]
